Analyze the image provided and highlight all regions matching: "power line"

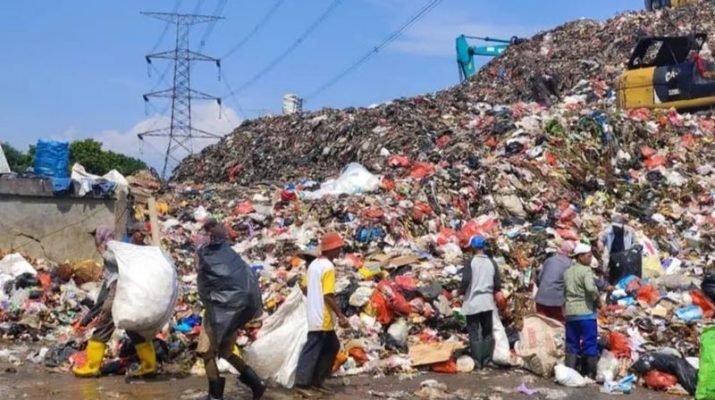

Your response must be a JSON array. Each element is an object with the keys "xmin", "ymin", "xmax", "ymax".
[
  {"xmin": 149, "ymin": 0, "xmax": 184, "ymax": 53},
  {"xmin": 225, "ymin": 0, "xmax": 345, "ymax": 97},
  {"xmin": 221, "ymin": 0, "xmax": 286, "ymax": 60},
  {"xmin": 198, "ymin": 0, "xmax": 228, "ymax": 52},
  {"xmin": 306, "ymin": 0, "xmax": 444, "ymax": 102}
]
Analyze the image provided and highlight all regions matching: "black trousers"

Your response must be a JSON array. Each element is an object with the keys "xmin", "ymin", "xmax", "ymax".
[
  {"xmin": 295, "ymin": 331, "xmax": 340, "ymax": 387},
  {"xmin": 466, "ymin": 310, "xmax": 493, "ymax": 342}
]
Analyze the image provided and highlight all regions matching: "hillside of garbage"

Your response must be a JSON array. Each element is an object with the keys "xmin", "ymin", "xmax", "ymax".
[
  {"xmin": 173, "ymin": 4, "xmax": 715, "ymax": 185},
  {"xmin": 2, "ymin": 2, "xmax": 715, "ymax": 396}
]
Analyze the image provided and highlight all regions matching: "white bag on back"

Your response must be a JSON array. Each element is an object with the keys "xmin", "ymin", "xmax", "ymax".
[
  {"xmin": 108, "ymin": 241, "xmax": 178, "ymax": 334},
  {"xmin": 243, "ymin": 287, "xmax": 308, "ymax": 388}
]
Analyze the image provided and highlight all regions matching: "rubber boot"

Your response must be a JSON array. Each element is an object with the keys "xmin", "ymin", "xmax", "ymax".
[
  {"xmin": 481, "ymin": 338, "xmax": 495, "ymax": 368},
  {"xmin": 207, "ymin": 377, "xmax": 225, "ymax": 400},
  {"xmin": 585, "ymin": 356, "xmax": 599, "ymax": 380},
  {"xmin": 72, "ymin": 340, "xmax": 106, "ymax": 378},
  {"xmin": 239, "ymin": 367, "xmax": 266, "ymax": 400},
  {"xmin": 564, "ymin": 353, "xmax": 579, "ymax": 371},
  {"xmin": 470, "ymin": 340, "xmax": 484, "ymax": 369},
  {"xmin": 128, "ymin": 341, "xmax": 157, "ymax": 378}
]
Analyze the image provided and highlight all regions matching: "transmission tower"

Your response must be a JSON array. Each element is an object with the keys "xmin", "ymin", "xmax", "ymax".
[{"xmin": 138, "ymin": 12, "xmax": 224, "ymax": 180}]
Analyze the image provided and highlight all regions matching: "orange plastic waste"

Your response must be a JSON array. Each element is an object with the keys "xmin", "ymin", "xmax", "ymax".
[
  {"xmin": 370, "ymin": 291, "xmax": 394, "ymax": 325},
  {"xmin": 691, "ymin": 290, "xmax": 715, "ymax": 318},
  {"xmin": 332, "ymin": 352, "xmax": 348, "ymax": 372},
  {"xmin": 234, "ymin": 201, "xmax": 255, "ymax": 215},
  {"xmin": 607, "ymin": 331, "xmax": 631, "ymax": 358},
  {"xmin": 410, "ymin": 162, "xmax": 435, "ymax": 179},
  {"xmin": 431, "ymin": 359, "xmax": 458, "ymax": 374},
  {"xmin": 644, "ymin": 370, "xmax": 678, "ymax": 390},
  {"xmin": 637, "ymin": 285, "xmax": 660, "ymax": 306},
  {"xmin": 387, "ymin": 155, "xmax": 410, "ymax": 168},
  {"xmin": 348, "ymin": 347, "xmax": 370, "ymax": 365}
]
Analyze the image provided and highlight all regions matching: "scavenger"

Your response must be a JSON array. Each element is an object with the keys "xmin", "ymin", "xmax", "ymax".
[
  {"xmin": 534, "ymin": 241, "xmax": 574, "ymax": 323},
  {"xmin": 459, "ymin": 236, "xmax": 502, "ymax": 368},
  {"xmin": 196, "ymin": 219, "xmax": 266, "ymax": 400},
  {"xmin": 73, "ymin": 223, "xmax": 158, "ymax": 378},
  {"xmin": 294, "ymin": 232, "xmax": 349, "ymax": 398}
]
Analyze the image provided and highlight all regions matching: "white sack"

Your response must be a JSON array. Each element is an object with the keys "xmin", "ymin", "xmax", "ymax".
[
  {"xmin": 554, "ymin": 364, "xmax": 590, "ymax": 387},
  {"xmin": 108, "ymin": 241, "xmax": 178, "ymax": 334},
  {"xmin": 515, "ymin": 314, "xmax": 565, "ymax": 377},
  {"xmin": 303, "ymin": 163, "xmax": 380, "ymax": 199},
  {"xmin": 243, "ymin": 287, "xmax": 308, "ymax": 388},
  {"xmin": 492, "ymin": 308, "xmax": 524, "ymax": 367},
  {"xmin": 0, "ymin": 254, "xmax": 37, "ymax": 278}
]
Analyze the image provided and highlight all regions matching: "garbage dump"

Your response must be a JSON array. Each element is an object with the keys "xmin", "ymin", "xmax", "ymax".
[{"xmin": 2, "ymin": 2, "xmax": 715, "ymax": 397}]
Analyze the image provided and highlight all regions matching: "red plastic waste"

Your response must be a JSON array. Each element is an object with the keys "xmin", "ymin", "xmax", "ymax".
[
  {"xmin": 637, "ymin": 285, "xmax": 660, "ymax": 306},
  {"xmin": 410, "ymin": 162, "xmax": 435, "ymax": 179},
  {"xmin": 691, "ymin": 289, "xmax": 715, "ymax": 318},
  {"xmin": 387, "ymin": 155, "xmax": 410, "ymax": 168},
  {"xmin": 607, "ymin": 331, "xmax": 631, "ymax": 358},
  {"xmin": 644, "ymin": 370, "xmax": 678, "ymax": 390},
  {"xmin": 234, "ymin": 201, "xmax": 255, "ymax": 215},
  {"xmin": 431, "ymin": 358, "xmax": 458, "ymax": 374}
]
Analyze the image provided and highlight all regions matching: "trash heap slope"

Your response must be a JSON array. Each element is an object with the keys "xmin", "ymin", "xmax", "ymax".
[{"xmin": 173, "ymin": 3, "xmax": 715, "ymax": 184}]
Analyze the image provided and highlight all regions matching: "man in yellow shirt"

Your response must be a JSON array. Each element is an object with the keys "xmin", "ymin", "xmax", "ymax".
[{"xmin": 295, "ymin": 232, "xmax": 349, "ymax": 397}]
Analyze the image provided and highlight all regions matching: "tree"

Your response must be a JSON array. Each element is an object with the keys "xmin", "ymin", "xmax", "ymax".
[
  {"xmin": 1, "ymin": 142, "xmax": 33, "ymax": 172},
  {"xmin": 69, "ymin": 139, "xmax": 147, "ymax": 176}
]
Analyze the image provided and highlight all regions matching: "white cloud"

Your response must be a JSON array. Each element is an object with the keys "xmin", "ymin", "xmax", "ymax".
[{"xmin": 92, "ymin": 102, "xmax": 240, "ymax": 173}]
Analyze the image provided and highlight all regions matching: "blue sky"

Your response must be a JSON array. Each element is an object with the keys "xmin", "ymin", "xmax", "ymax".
[{"xmin": 0, "ymin": 0, "xmax": 643, "ymax": 170}]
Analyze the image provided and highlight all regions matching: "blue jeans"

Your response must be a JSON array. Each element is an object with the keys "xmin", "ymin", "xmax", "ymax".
[{"xmin": 565, "ymin": 318, "xmax": 598, "ymax": 357}]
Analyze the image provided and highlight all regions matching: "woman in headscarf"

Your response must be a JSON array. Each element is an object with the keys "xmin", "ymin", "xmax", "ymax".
[{"xmin": 72, "ymin": 224, "xmax": 157, "ymax": 378}]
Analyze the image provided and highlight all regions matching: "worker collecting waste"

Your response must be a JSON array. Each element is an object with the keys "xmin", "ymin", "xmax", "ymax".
[
  {"xmin": 294, "ymin": 232, "xmax": 349, "ymax": 398},
  {"xmin": 459, "ymin": 236, "xmax": 502, "ymax": 369},
  {"xmin": 534, "ymin": 241, "xmax": 575, "ymax": 323},
  {"xmin": 600, "ymin": 214, "xmax": 640, "ymax": 283},
  {"xmin": 73, "ymin": 223, "xmax": 158, "ymax": 378},
  {"xmin": 564, "ymin": 243, "xmax": 601, "ymax": 380},
  {"xmin": 196, "ymin": 219, "xmax": 265, "ymax": 400}
]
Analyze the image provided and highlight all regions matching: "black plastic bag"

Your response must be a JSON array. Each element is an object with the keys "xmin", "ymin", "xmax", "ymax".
[
  {"xmin": 197, "ymin": 240, "xmax": 263, "ymax": 350},
  {"xmin": 702, "ymin": 271, "xmax": 715, "ymax": 303},
  {"xmin": 608, "ymin": 245, "xmax": 642, "ymax": 284},
  {"xmin": 630, "ymin": 352, "xmax": 698, "ymax": 395}
]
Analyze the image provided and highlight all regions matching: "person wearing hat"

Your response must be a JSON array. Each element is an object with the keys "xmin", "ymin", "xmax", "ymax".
[
  {"xmin": 563, "ymin": 243, "xmax": 600, "ymax": 379},
  {"xmin": 294, "ymin": 232, "xmax": 349, "ymax": 397},
  {"xmin": 534, "ymin": 241, "xmax": 575, "ymax": 323},
  {"xmin": 73, "ymin": 224, "xmax": 157, "ymax": 378},
  {"xmin": 459, "ymin": 236, "xmax": 502, "ymax": 368},
  {"xmin": 195, "ymin": 219, "xmax": 266, "ymax": 400},
  {"xmin": 600, "ymin": 214, "xmax": 637, "ymax": 282}
]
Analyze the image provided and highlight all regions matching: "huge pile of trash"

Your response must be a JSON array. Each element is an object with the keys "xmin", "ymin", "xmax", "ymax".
[
  {"xmin": 173, "ymin": 4, "xmax": 715, "ymax": 185},
  {"xmin": 3, "ymin": 2, "xmax": 715, "ymax": 396}
]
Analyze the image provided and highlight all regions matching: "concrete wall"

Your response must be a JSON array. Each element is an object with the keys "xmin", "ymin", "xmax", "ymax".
[{"xmin": 0, "ymin": 191, "xmax": 128, "ymax": 262}]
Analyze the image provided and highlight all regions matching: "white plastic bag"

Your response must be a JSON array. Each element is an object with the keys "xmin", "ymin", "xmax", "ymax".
[
  {"xmin": 243, "ymin": 288, "xmax": 308, "ymax": 388},
  {"xmin": 492, "ymin": 308, "xmax": 524, "ymax": 367},
  {"xmin": 303, "ymin": 163, "xmax": 380, "ymax": 199},
  {"xmin": 108, "ymin": 241, "xmax": 178, "ymax": 334},
  {"xmin": 554, "ymin": 364, "xmax": 589, "ymax": 387},
  {"xmin": 597, "ymin": 350, "xmax": 619, "ymax": 383},
  {"xmin": 0, "ymin": 254, "xmax": 36, "ymax": 278}
]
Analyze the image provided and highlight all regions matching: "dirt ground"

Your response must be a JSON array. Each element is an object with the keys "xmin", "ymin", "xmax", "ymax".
[{"xmin": 0, "ymin": 362, "xmax": 685, "ymax": 400}]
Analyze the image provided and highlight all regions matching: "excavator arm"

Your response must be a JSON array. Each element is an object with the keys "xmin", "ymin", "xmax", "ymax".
[{"xmin": 456, "ymin": 35, "xmax": 524, "ymax": 82}]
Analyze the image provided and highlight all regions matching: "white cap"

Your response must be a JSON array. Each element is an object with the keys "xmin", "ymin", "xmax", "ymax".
[{"xmin": 572, "ymin": 243, "xmax": 592, "ymax": 256}]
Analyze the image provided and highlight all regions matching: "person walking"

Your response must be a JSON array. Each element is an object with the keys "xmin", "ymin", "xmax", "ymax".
[
  {"xmin": 73, "ymin": 224, "xmax": 157, "ymax": 378},
  {"xmin": 534, "ymin": 241, "xmax": 574, "ymax": 323},
  {"xmin": 564, "ymin": 243, "xmax": 601, "ymax": 379},
  {"xmin": 196, "ymin": 220, "xmax": 265, "ymax": 400},
  {"xmin": 294, "ymin": 232, "xmax": 349, "ymax": 397},
  {"xmin": 459, "ymin": 236, "xmax": 502, "ymax": 369}
]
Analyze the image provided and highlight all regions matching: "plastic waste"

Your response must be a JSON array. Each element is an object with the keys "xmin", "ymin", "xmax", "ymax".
[
  {"xmin": 515, "ymin": 315, "xmax": 564, "ymax": 377},
  {"xmin": 0, "ymin": 254, "xmax": 37, "ymax": 278},
  {"xmin": 554, "ymin": 364, "xmax": 589, "ymax": 387},
  {"xmin": 631, "ymin": 352, "xmax": 698, "ymax": 395},
  {"xmin": 303, "ymin": 163, "xmax": 380, "ymax": 199},
  {"xmin": 601, "ymin": 374, "xmax": 636, "ymax": 395},
  {"xmin": 675, "ymin": 305, "xmax": 703, "ymax": 322},
  {"xmin": 33, "ymin": 139, "xmax": 69, "ymax": 178},
  {"xmin": 387, "ymin": 318, "xmax": 409, "ymax": 346},
  {"xmin": 597, "ymin": 350, "xmax": 620, "ymax": 383},
  {"xmin": 644, "ymin": 370, "xmax": 678, "ymax": 391},
  {"xmin": 109, "ymin": 241, "xmax": 178, "ymax": 334}
]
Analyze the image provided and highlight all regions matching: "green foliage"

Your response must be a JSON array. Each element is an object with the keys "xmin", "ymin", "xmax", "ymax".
[
  {"xmin": 1, "ymin": 139, "xmax": 147, "ymax": 176},
  {"xmin": 1, "ymin": 142, "xmax": 33, "ymax": 172},
  {"xmin": 69, "ymin": 139, "xmax": 147, "ymax": 176}
]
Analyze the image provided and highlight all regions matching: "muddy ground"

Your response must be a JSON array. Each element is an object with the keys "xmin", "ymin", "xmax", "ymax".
[{"xmin": 0, "ymin": 362, "xmax": 685, "ymax": 400}]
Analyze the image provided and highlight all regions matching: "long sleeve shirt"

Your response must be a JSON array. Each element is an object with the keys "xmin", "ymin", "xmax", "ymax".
[
  {"xmin": 460, "ymin": 254, "xmax": 501, "ymax": 315},
  {"xmin": 564, "ymin": 263, "xmax": 599, "ymax": 319},
  {"xmin": 535, "ymin": 254, "xmax": 572, "ymax": 307}
]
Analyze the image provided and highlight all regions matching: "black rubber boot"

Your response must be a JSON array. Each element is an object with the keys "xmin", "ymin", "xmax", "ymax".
[
  {"xmin": 239, "ymin": 367, "xmax": 266, "ymax": 400},
  {"xmin": 585, "ymin": 356, "xmax": 599, "ymax": 380},
  {"xmin": 482, "ymin": 338, "xmax": 495, "ymax": 367},
  {"xmin": 470, "ymin": 340, "xmax": 484, "ymax": 369},
  {"xmin": 565, "ymin": 353, "xmax": 579, "ymax": 371},
  {"xmin": 208, "ymin": 377, "xmax": 225, "ymax": 400}
]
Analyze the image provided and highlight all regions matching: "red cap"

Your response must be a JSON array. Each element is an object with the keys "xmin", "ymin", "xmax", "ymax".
[{"xmin": 320, "ymin": 232, "xmax": 345, "ymax": 252}]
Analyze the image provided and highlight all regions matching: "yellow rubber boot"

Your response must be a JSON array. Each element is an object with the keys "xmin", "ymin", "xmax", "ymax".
[
  {"xmin": 129, "ymin": 342, "xmax": 157, "ymax": 378},
  {"xmin": 72, "ymin": 340, "xmax": 106, "ymax": 378}
]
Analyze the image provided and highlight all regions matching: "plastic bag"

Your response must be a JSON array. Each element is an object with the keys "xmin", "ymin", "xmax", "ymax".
[
  {"xmin": 608, "ymin": 246, "xmax": 643, "ymax": 284},
  {"xmin": 554, "ymin": 364, "xmax": 589, "ymax": 387},
  {"xmin": 304, "ymin": 163, "xmax": 380, "ymax": 199},
  {"xmin": 108, "ymin": 241, "xmax": 178, "ymax": 334},
  {"xmin": 243, "ymin": 288, "xmax": 308, "ymax": 388},
  {"xmin": 644, "ymin": 370, "xmax": 678, "ymax": 391},
  {"xmin": 431, "ymin": 358, "xmax": 457, "ymax": 374},
  {"xmin": 631, "ymin": 352, "xmax": 698, "ymax": 395},
  {"xmin": 0, "ymin": 144, "xmax": 10, "ymax": 173},
  {"xmin": 675, "ymin": 305, "xmax": 703, "ymax": 322},
  {"xmin": 33, "ymin": 140, "xmax": 69, "ymax": 178},
  {"xmin": 606, "ymin": 331, "xmax": 632, "ymax": 358},
  {"xmin": 691, "ymin": 290, "xmax": 715, "ymax": 318},
  {"xmin": 515, "ymin": 315, "xmax": 565, "ymax": 377},
  {"xmin": 197, "ymin": 241, "xmax": 263, "ymax": 349},
  {"xmin": 492, "ymin": 308, "xmax": 523, "ymax": 367},
  {"xmin": 597, "ymin": 350, "xmax": 620, "ymax": 383},
  {"xmin": 702, "ymin": 272, "xmax": 715, "ymax": 304},
  {"xmin": 697, "ymin": 326, "xmax": 715, "ymax": 400},
  {"xmin": 0, "ymin": 254, "xmax": 37, "ymax": 278}
]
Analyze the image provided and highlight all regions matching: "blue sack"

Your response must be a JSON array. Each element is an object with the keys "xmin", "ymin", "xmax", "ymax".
[{"xmin": 34, "ymin": 140, "xmax": 69, "ymax": 178}]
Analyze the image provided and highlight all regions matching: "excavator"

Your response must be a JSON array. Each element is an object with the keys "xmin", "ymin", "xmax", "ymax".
[
  {"xmin": 645, "ymin": 0, "xmax": 699, "ymax": 10},
  {"xmin": 616, "ymin": 33, "xmax": 715, "ymax": 110},
  {"xmin": 456, "ymin": 35, "xmax": 525, "ymax": 82}
]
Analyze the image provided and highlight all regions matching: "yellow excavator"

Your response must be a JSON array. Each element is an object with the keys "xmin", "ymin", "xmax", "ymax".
[
  {"xmin": 616, "ymin": 33, "xmax": 715, "ymax": 110},
  {"xmin": 645, "ymin": 0, "xmax": 700, "ymax": 10}
]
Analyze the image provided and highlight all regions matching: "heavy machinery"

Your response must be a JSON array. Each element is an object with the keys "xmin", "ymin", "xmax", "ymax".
[
  {"xmin": 456, "ymin": 35, "xmax": 525, "ymax": 81},
  {"xmin": 616, "ymin": 33, "xmax": 715, "ymax": 110},
  {"xmin": 645, "ymin": 0, "xmax": 699, "ymax": 10}
]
